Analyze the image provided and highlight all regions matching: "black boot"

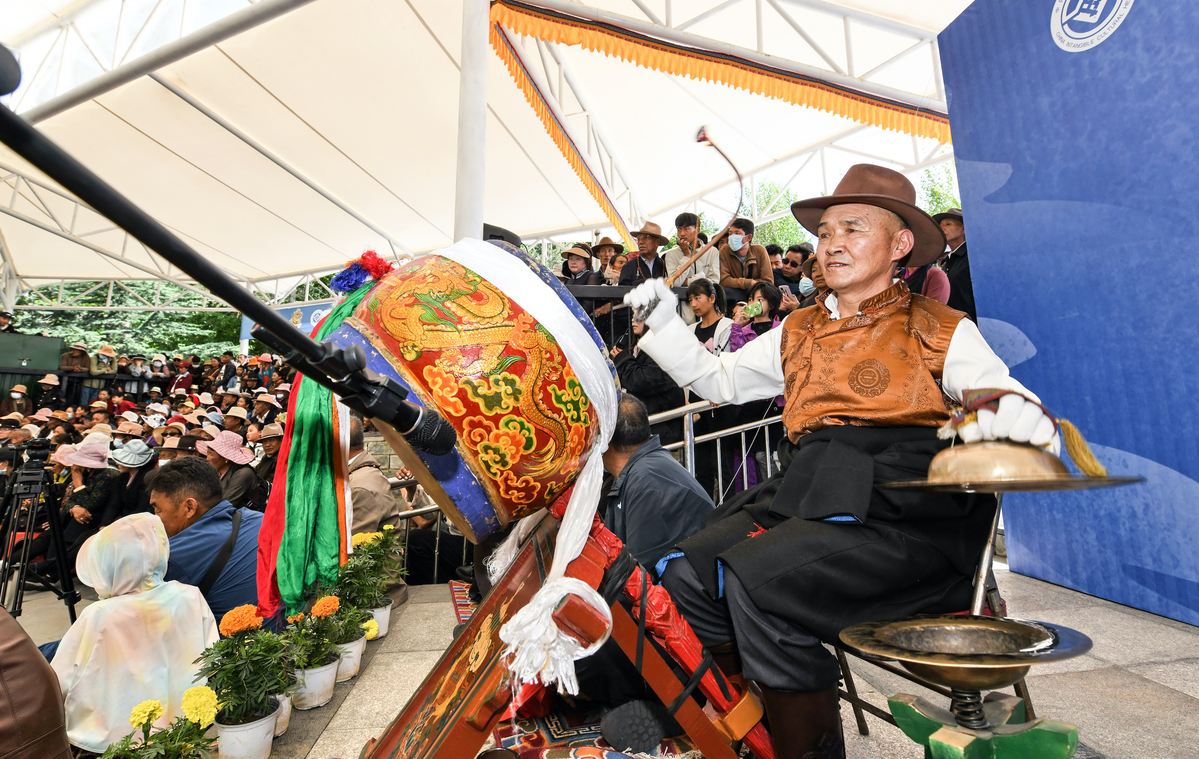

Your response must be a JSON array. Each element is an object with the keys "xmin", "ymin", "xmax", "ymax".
[
  {"xmin": 759, "ymin": 685, "xmax": 844, "ymax": 759},
  {"xmin": 600, "ymin": 700, "xmax": 683, "ymax": 754}
]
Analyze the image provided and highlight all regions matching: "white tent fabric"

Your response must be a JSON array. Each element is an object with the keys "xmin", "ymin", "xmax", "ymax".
[{"xmin": 0, "ymin": 0, "xmax": 972, "ymax": 294}]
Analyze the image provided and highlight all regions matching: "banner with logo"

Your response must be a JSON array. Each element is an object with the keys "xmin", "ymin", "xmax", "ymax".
[
  {"xmin": 940, "ymin": 0, "xmax": 1199, "ymax": 624},
  {"xmin": 239, "ymin": 301, "xmax": 336, "ymax": 342}
]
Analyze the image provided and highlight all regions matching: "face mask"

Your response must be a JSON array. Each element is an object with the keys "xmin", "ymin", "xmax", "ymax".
[
  {"xmin": 153, "ymin": 362, "xmax": 162, "ymax": 368},
  {"xmin": 112, "ymin": 440, "xmax": 124, "ymax": 449},
  {"xmin": 100, "ymin": 357, "xmax": 111, "ymax": 365},
  {"xmin": 276, "ymin": 394, "xmax": 285, "ymax": 401},
  {"xmin": 9, "ymin": 393, "xmax": 18, "ymax": 399},
  {"xmin": 158, "ymin": 459, "xmax": 168, "ymax": 467},
  {"xmin": 728, "ymin": 234, "xmax": 745, "ymax": 252},
  {"xmin": 799, "ymin": 277, "xmax": 816, "ymax": 297}
]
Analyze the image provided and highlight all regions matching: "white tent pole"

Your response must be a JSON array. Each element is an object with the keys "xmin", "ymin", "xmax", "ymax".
[{"xmin": 454, "ymin": 0, "xmax": 489, "ymax": 242}]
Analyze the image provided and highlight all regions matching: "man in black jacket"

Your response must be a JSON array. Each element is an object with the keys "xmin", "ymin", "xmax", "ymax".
[
  {"xmin": 601, "ymin": 394, "xmax": 714, "ymax": 570},
  {"xmin": 935, "ymin": 207, "xmax": 977, "ymax": 321},
  {"xmin": 611, "ymin": 322, "xmax": 684, "ymax": 445}
]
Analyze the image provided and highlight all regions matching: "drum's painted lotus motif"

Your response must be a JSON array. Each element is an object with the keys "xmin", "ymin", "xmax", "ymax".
[{"xmin": 342, "ymin": 254, "xmax": 602, "ymax": 542}]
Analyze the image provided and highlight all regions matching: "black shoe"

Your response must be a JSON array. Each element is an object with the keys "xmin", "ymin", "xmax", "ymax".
[{"xmin": 600, "ymin": 700, "xmax": 682, "ymax": 754}]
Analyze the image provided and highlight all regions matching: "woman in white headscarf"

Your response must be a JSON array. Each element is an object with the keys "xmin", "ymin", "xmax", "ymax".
[{"xmin": 50, "ymin": 513, "xmax": 217, "ymax": 753}]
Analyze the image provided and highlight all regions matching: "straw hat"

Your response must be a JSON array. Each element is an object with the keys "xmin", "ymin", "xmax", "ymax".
[
  {"xmin": 197, "ymin": 425, "xmax": 219, "ymax": 440},
  {"xmin": 9, "ymin": 384, "xmax": 26, "ymax": 395},
  {"xmin": 51, "ymin": 444, "xmax": 77, "ymax": 466},
  {"xmin": 97, "ymin": 345, "xmax": 117, "ymax": 358},
  {"xmin": 151, "ymin": 354, "xmax": 167, "ymax": 363},
  {"xmin": 37, "ymin": 374, "xmax": 59, "ymax": 386},
  {"xmin": 225, "ymin": 406, "xmax": 248, "ymax": 421},
  {"xmin": 21, "ymin": 424, "xmax": 41, "ymax": 437},
  {"xmin": 198, "ymin": 392, "xmax": 215, "ymax": 405},
  {"xmin": 560, "ymin": 242, "xmax": 594, "ymax": 260},
  {"xmin": 70, "ymin": 341, "xmax": 87, "ymax": 351},
  {"xmin": 50, "ymin": 410, "xmax": 69, "ymax": 421},
  {"xmin": 164, "ymin": 421, "xmax": 188, "ymax": 436},
  {"xmin": 116, "ymin": 421, "xmax": 144, "ymax": 436},
  {"xmin": 259, "ymin": 423, "xmax": 284, "ymax": 440},
  {"xmin": 148, "ymin": 386, "xmax": 162, "ymax": 395},
  {"xmin": 89, "ymin": 423, "xmax": 113, "ymax": 437},
  {"xmin": 120, "ymin": 410, "xmax": 141, "ymax": 424},
  {"xmin": 276, "ymin": 383, "xmax": 291, "ymax": 393},
  {"xmin": 64, "ymin": 433, "xmax": 113, "ymax": 469},
  {"xmin": 89, "ymin": 401, "xmax": 107, "ymax": 410},
  {"xmin": 111, "ymin": 439, "xmax": 155, "ymax": 468},
  {"xmin": 791, "ymin": 163, "xmax": 946, "ymax": 268},
  {"xmin": 160, "ymin": 437, "xmax": 180, "ymax": 451},
  {"xmin": 196, "ymin": 430, "xmax": 255, "ymax": 465},
  {"xmin": 254, "ymin": 393, "xmax": 282, "ymax": 409},
  {"xmin": 630, "ymin": 221, "xmax": 669, "ymax": 246},
  {"xmin": 594, "ymin": 236, "xmax": 625, "ymax": 255}
]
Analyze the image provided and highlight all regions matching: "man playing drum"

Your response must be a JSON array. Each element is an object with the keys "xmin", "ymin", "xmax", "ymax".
[{"xmin": 624, "ymin": 165, "xmax": 1058, "ymax": 759}]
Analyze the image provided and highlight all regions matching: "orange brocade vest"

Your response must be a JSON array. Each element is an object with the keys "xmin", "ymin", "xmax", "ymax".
[{"xmin": 779, "ymin": 281, "xmax": 965, "ymax": 441}]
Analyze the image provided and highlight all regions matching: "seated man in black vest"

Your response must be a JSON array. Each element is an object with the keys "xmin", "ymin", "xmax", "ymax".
[{"xmin": 624, "ymin": 165, "xmax": 1058, "ymax": 759}]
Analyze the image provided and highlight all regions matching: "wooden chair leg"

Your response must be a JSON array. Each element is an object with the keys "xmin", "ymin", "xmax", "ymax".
[{"xmin": 835, "ymin": 646, "xmax": 870, "ymax": 736}]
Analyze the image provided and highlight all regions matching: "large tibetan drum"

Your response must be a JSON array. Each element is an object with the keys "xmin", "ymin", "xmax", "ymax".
[{"xmin": 327, "ymin": 246, "xmax": 612, "ymax": 543}]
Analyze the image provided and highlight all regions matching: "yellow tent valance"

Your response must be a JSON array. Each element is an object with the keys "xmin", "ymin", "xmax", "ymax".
[{"xmin": 491, "ymin": 0, "xmax": 951, "ymax": 145}]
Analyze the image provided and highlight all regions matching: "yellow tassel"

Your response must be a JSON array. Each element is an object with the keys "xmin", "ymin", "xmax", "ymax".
[{"xmin": 1058, "ymin": 419, "xmax": 1108, "ymax": 478}]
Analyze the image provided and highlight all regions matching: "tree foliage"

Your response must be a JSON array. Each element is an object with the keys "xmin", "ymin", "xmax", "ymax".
[
  {"xmin": 15, "ymin": 281, "xmax": 243, "ymax": 358},
  {"xmin": 919, "ymin": 159, "xmax": 961, "ymax": 216}
]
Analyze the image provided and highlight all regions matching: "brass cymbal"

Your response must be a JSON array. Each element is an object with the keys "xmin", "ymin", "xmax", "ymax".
[
  {"xmin": 879, "ymin": 440, "xmax": 1143, "ymax": 493},
  {"xmin": 839, "ymin": 615, "xmax": 1093, "ymax": 692}
]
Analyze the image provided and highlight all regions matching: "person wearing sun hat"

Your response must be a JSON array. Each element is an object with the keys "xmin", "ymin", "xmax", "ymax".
[
  {"xmin": 250, "ymin": 393, "xmax": 281, "ymax": 426},
  {"xmin": 624, "ymin": 163, "xmax": 1061, "ymax": 758},
  {"xmin": 99, "ymin": 440, "xmax": 157, "ymax": 526},
  {"xmin": 80, "ymin": 345, "xmax": 117, "ymax": 405},
  {"xmin": 252, "ymin": 422, "xmax": 284, "ymax": 488},
  {"xmin": 618, "ymin": 221, "xmax": 670, "ymax": 286},
  {"xmin": 59, "ymin": 341, "xmax": 90, "ymax": 375},
  {"xmin": 196, "ymin": 430, "xmax": 263, "ymax": 512},
  {"xmin": 223, "ymin": 406, "xmax": 250, "ymax": 439},
  {"xmin": 0, "ymin": 384, "xmax": 32, "ymax": 417},
  {"xmin": 13, "ymin": 432, "xmax": 120, "ymax": 582}
]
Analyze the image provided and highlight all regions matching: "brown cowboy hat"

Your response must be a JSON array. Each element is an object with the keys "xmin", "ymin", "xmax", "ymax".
[
  {"xmin": 560, "ymin": 243, "xmax": 594, "ymax": 260},
  {"xmin": 791, "ymin": 164, "xmax": 946, "ymax": 268},
  {"xmin": 594, "ymin": 236, "xmax": 624, "ymax": 255},
  {"xmin": 259, "ymin": 422, "xmax": 284, "ymax": 440},
  {"xmin": 629, "ymin": 221, "xmax": 669, "ymax": 246},
  {"xmin": 932, "ymin": 207, "xmax": 964, "ymax": 224}
]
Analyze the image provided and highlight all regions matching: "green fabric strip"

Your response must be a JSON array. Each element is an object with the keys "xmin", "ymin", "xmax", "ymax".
[{"xmin": 276, "ymin": 284, "xmax": 374, "ymax": 613}]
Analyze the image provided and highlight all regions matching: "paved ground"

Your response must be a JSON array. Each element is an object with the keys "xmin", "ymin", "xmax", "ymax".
[{"xmin": 16, "ymin": 562, "xmax": 1199, "ymax": 758}]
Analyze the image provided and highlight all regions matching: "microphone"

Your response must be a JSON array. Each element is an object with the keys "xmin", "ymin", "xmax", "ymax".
[
  {"xmin": 251, "ymin": 327, "xmax": 458, "ymax": 457},
  {"xmin": 0, "ymin": 45, "xmax": 20, "ymax": 97}
]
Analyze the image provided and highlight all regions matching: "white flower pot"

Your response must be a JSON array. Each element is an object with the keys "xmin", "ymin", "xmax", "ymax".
[
  {"xmin": 293, "ymin": 656, "xmax": 339, "ymax": 710},
  {"xmin": 215, "ymin": 700, "xmax": 278, "ymax": 759},
  {"xmin": 272, "ymin": 693, "xmax": 292, "ymax": 737},
  {"xmin": 335, "ymin": 634, "xmax": 367, "ymax": 682},
  {"xmin": 369, "ymin": 600, "xmax": 394, "ymax": 638}
]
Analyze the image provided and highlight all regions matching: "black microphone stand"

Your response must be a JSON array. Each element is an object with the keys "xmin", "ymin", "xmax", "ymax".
[{"xmin": 0, "ymin": 95, "xmax": 453, "ymax": 453}]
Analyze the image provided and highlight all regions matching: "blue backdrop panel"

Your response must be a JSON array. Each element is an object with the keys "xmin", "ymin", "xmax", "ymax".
[
  {"xmin": 239, "ymin": 301, "xmax": 335, "ymax": 342},
  {"xmin": 939, "ymin": 0, "xmax": 1199, "ymax": 625}
]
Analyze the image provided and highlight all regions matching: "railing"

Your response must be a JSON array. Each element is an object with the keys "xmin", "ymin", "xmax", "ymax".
[{"xmin": 381, "ymin": 397, "xmax": 786, "ymax": 581}]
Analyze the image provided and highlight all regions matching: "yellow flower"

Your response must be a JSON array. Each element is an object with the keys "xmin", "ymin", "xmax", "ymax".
[
  {"xmin": 129, "ymin": 699, "xmax": 164, "ymax": 729},
  {"xmin": 311, "ymin": 595, "xmax": 340, "ymax": 618},
  {"xmin": 382, "ymin": 524, "xmax": 394, "ymax": 531},
  {"xmin": 218, "ymin": 604, "xmax": 264, "ymax": 637},
  {"xmin": 352, "ymin": 531, "xmax": 382, "ymax": 548},
  {"xmin": 181, "ymin": 686, "xmax": 219, "ymax": 728},
  {"xmin": 361, "ymin": 619, "xmax": 379, "ymax": 641}
]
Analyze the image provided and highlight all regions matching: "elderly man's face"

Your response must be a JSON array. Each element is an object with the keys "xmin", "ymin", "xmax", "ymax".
[
  {"xmin": 816, "ymin": 204, "xmax": 911, "ymax": 294},
  {"xmin": 940, "ymin": 218, "xmax": 965, "ymax": 247},
  {"xmin": 150, "ymin": 489, "xmax": 202, "ymax": 537},
  {"xmin": 262, "ymin": 437, "xmax": 282, "ymax": 456},
  {"xmin": 636, "ymin": 234, "xmax": 659, "ymax": 256}
]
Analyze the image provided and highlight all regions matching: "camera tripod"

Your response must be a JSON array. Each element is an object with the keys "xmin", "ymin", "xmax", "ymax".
[{"xmin": 0, "ymin": 441, "xmax": 81, "ymax": 622}]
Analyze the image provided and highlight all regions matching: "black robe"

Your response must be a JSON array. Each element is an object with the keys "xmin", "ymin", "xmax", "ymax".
[
  {"xmin": 941, "ymin": 242, "xmax": 977, "ymax": 322},
  {"xmin": 676, "ymin": 425, "xmax": 995, "ymax": 644}
]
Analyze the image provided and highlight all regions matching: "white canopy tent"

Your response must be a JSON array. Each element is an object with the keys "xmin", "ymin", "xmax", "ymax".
[{"xmin": 0, "ymin": 0, "xmax": 969, "ymax": 311}]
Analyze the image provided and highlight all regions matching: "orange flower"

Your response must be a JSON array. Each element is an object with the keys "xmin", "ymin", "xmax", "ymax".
[
  {"xmin": 287, "ymin": 612, "xmax": 305, "ymax": 624},
  {"xmin": 311, "ymin": 596, "xmax": 340, "ymax": 618},
  {"xmin": 219, "ymin": 604, "xmax": 264, "ymax": 636}
]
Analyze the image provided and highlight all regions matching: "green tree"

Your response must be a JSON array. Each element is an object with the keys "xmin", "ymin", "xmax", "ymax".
[{"xmin": 919, "ymin": 159, "xmax": 961, "ymax": 216}]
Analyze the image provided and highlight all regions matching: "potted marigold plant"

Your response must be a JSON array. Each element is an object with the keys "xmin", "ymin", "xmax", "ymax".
[
  {"xmin": 331, "ymin": 600, "xmax": 372, "ymax": 682},
  {"xmin": 338, "ymin": 524, "xmax": 405, "ymax": 638},
  {"xmin": 284, "ymin": 595, "xmax": 342, "ymax": 710},
  {"xmin": 194, "ymin": 604, "xmax": 287, "ymax": 759},
  {"xmin": 101, "ymin": 687, "xmax": 219, "ymax": 758}
]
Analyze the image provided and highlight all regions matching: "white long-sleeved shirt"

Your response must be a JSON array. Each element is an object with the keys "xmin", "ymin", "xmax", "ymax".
[{"xmin": 638, "ymin": 292, "xmax": 1037, "ymax": 412}]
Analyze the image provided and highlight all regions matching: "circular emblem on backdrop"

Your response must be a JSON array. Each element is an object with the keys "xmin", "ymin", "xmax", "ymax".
[
  {"xmin": 848, "ymin": 359, "xmax": 890, "ymax": 398},
  {"xmin": 1050, "ymin": 0, "xmax": 1136, "ymax": 52}
]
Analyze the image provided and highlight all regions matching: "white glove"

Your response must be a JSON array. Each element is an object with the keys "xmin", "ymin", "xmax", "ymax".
[
  {"xmin": 623, "ymin": 278, "xmax": 678, "ymax": 333},
  {"xmin": 957, "ymin": 393, "xmax": 1060, "ymax": 455}
]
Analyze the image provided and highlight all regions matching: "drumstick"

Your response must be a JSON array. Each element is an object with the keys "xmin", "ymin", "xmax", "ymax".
[{"xmin": 633, "ymin": 127, "xmax": 744, "ymax": 319}]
